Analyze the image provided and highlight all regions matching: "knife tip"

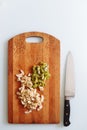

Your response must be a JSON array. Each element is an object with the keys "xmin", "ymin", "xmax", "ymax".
[
  {"xmin": 67, "ymin": 51, "xmax": 73, "ymax": 58},
  {"xmin": 68, "ymin": 51, "xmax": 72, "ymax": 55}
]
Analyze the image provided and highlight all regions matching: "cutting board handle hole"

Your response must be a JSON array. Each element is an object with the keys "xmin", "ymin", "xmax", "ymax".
[{"xmin": 25, "ymin": 37, "xmax": 43, "ymax": 43}]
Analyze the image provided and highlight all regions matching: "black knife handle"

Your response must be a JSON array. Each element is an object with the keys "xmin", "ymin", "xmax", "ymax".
[{"xmin": 64, "ymin": 99, "xmax": 71, "ymax": 126}]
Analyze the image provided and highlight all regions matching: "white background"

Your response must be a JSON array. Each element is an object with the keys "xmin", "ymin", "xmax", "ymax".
[{"xmin": 0, "ymin": 0, "xmax": 87, "ymax": 129}]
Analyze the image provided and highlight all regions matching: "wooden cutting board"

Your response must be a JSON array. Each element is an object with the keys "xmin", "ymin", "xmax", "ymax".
[{"xmin": 8, "ymin": 32, "xmax": 60, "ymax": 124}]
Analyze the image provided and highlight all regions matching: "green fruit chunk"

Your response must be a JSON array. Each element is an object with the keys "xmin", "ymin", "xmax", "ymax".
[{"xmin": 31, "ymin": 62, "xmax": 50, "ymax": 88}]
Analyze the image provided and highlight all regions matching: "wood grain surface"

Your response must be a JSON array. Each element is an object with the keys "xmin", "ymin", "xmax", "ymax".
[{"xmin": 8, "ymin": 32, "xmax": 60, "ymax": 124}]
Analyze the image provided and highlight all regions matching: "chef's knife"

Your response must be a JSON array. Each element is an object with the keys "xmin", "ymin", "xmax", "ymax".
[{"xmin": 64, "ymin": 52, "xmax": 75, "ymax": 126}]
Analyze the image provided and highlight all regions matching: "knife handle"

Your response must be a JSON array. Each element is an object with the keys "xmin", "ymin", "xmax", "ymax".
[{"xmin": 64, "ymin": 99, "xmax": 71, "ymax": 126}]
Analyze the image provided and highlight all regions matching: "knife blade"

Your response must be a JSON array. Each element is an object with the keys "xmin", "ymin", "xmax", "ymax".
[{"xmin": 64, "ymin": 52, "xmax": 75, "ymax": 126}]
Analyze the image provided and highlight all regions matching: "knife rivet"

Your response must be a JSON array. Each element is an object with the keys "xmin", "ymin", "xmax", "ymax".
[
  {"xmin": 66, "ymin": 113, "xmax": 68, "ymax": 115},
  {"xmin": 65, "ymin": 122, "xmax": 68, "ymax": 124},
  {"xmin": 66, "ymin": 104, "xmax": 68, "ymax": 107}
]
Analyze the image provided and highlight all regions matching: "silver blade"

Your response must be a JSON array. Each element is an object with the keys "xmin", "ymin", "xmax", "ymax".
[{"xmin": 65, "ymin": 52, "xmax": 75, "ymax": 98}]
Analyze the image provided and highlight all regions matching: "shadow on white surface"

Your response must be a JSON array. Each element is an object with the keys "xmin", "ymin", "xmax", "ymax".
[
  {"xmin": 2, "ymin": 40, "xmax": 8, "ymax": 124},
  {"xmin": 60, "ymin": 54, "xmax": 66, "ymax": 127}
]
